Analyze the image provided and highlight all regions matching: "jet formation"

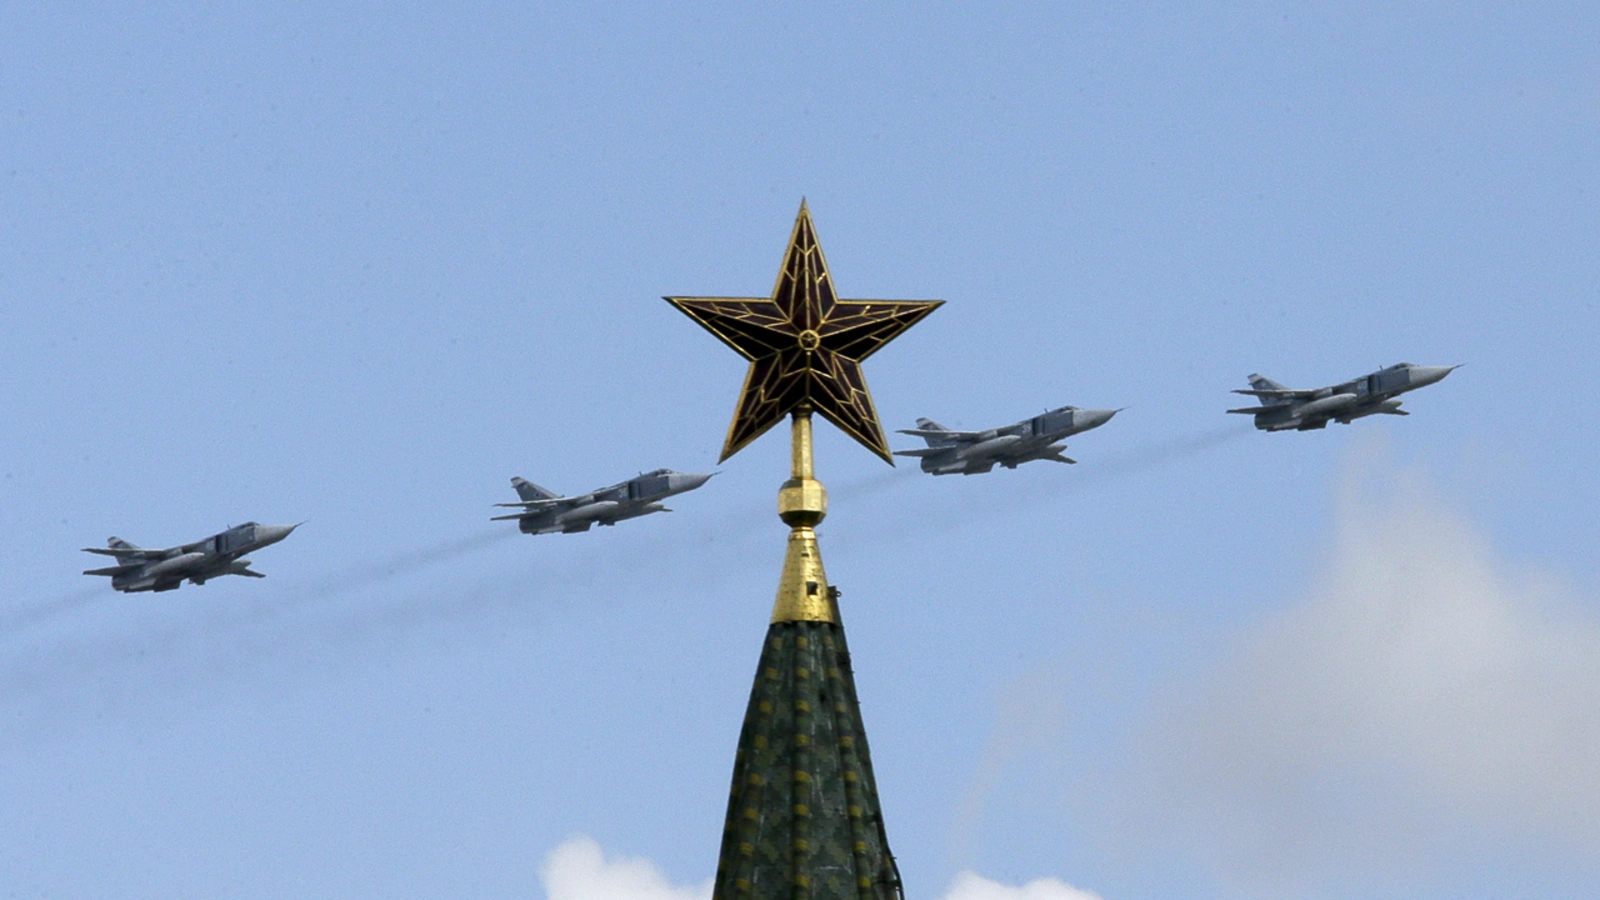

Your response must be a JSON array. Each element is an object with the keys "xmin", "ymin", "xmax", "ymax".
[
  {"xmin": 81, "ymin": 522, "xmax": 301, "ymax": 592},
  {"xmin": 1228, "ymin": 363, "xmax": 1457, "ymax": 432},
  {"xmin": 893, "ymin": 405, "xmax": 1119, "ymax": 475},
  {"xmin": 79, "ymin": 363, "xmax": 1458, "ymax": 583},
  {"xmin": 491, "ymin": 469, "xmax": 714, "ymax": 535}
]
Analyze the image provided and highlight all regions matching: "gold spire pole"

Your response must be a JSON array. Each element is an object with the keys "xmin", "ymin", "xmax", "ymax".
[{"xmin": 772, "ymin": 405, "xmax": 834, "ymax": 623}]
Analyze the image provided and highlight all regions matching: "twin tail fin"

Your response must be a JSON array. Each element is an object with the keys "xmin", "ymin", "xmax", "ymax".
[{"xmin": 511, "ymin": 477, "xmax": 560, "ymax": 502}]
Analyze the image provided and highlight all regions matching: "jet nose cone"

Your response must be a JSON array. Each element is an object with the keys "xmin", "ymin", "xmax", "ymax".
[
  {"xmin": 1081, "ymin": 408, "xmax": 1120, "ymax": 430},
  {"xmin": 1411, "ymin": 365, "xmax": 1457, "ymax": 386},
  {"xmin": 255, "ymin": 523, "xmax": 300, "ymax": 545},
  {"xmin": 673, "ymin": 472, "xmax": 715, "ymax": 492}
]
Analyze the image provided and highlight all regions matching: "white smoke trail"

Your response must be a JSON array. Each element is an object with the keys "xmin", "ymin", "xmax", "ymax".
[
  {"xmin": 0, "ymin": 500, "xmax": 776, "ymax": 744},
  {"xmin": 0, "ymin": 424, "xmax": 1245, "ymax": 744},
  {"xmin": 0, "ymin": 585, "xmax": 108, "ymax": 632}
]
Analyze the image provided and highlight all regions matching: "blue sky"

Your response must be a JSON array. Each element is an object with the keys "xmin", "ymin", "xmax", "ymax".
[{"xmin": 2, "ymin": 4, "xmax": 1597, "ymax": 898}]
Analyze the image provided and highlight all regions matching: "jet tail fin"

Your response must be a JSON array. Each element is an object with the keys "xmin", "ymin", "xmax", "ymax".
[
  {"xmin": 912, "ymin": 418, "xmax": 957, "ymax": 447},
  {"xmin": 108, "ymin": 537, "xmax": 140, "ymax": 551},
  {"xmin": 1247, "ymin": 374, "xmax": 1288, "ymax": 406},
  {"xmin": 511, "ymin": 477, "xmax": 560, "ymax": 502}
]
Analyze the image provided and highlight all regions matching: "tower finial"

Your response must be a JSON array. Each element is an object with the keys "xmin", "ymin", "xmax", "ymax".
[{"xmin": 665, "ymin": 204, "xmax": 925, "ymax": 900}]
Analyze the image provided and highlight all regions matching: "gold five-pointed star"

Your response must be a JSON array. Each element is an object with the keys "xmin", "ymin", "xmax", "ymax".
[{"xmin": 666, "ymin": 202, "xmax": 942, "ymax": 464}]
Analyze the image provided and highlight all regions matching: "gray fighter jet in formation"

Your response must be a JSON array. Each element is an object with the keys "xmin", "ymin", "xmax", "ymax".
[
  {"xmin": 893, "ymin": 405, "xmax": 1120, "ymax": 475},
  {"xmin": 1228, "ymin": 363, "xmax": 1458, "ymax": 431},
  {"xmin": 82, "ymin": 522, "xmax": 301, "ymax": 592},
  {"xmin": 492, "ymin": 469, "xmax": 714, "ymax": 534}
]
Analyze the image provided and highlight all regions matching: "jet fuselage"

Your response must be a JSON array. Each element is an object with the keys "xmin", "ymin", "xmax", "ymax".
[
  {"xmin": 493, "ymin": 469, "xmax": 713, "ymax": 535},
  {"xmin": 83, "ymin": 522, "xmax": 300, "ymax": 592},
  {"xmin": 895, "ymin": 406, "xmax": 1119, "ymax": 475},
  {"xmin": 1230, "ymin": 363, "xmax": 1456, "ymax": 431}
]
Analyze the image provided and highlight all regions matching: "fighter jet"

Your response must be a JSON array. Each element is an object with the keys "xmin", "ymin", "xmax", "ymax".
[
  {"xmin": 492, "ymin": 469, "xmax": 714, "ymax": 534},
  {"xmin": 82, "ymin": 522, "xmax": 301, "ymax": 592},
  {"xmin": 1228, "ymin": 363, "xmax": 1458, "ymax": 431},
  {"xmin": 893, "ymin": 406, "xmax": 1120, "ymax": 475}
]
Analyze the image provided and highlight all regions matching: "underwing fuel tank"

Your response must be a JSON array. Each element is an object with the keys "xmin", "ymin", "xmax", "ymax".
[
  {"xmin": 1341, "ymin": 399, "xmax": 1404, "ymax": 421},
  {"xmin": 145, "ymin": 552, "xmax": 208, "ymax": 578},
  {"xmin": 601, "ymin": 502, "xmax": 666, "ymax": 525},
  {"xmin": 957, "ymin": 434, "xmax": 1022, "ymax": 459},
  {"xmin": 557, "ymin": 500, "xmax": 621, "ymax": 525},
  {"xmin": 1295, "ymin": 393, "xmax": 1359, "ymax": 419}
]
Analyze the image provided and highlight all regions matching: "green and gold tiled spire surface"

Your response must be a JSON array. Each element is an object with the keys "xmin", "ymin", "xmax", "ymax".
[
  {"xmin": 667, "ymin": 202, "xmax": 938, "ymax": 900},
  {"xmin": 716, "ymin": 611, "xmax": 902, "ymax": 900}
]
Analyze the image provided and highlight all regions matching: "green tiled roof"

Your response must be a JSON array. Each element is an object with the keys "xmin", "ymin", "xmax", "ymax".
[{"xmin": 713, "ymin": 596, "xmax": 901, "ymax": 900}]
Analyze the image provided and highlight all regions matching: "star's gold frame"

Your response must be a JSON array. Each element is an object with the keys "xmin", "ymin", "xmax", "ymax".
[{"xmin": 666, "ymin": 202, "xmax": 942, "ymax": 464}]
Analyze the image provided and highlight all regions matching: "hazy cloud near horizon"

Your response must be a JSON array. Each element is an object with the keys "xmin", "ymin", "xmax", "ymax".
[
  {"xmin": 1128, "ymin": 440, "xmax": 1600, "ymax": 892},
  {"xmin": 540, "ymin": 836, "xmax": 1102, "ymax": 900}
]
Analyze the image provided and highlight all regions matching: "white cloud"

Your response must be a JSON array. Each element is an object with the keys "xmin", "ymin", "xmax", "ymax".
[
  {"xmin": 541, "ymin": 836, "xmax": 712, "ymax": 900},
  {"xmin": 539, "ymin": 837, "xmax": 1103, "ymax": 900},
  {"xmin": 1142, "ymin": 445, "xmax": 1600, "ymax": 887},
  {"xmin": 941, "ymin": 870, "xmax": 1104, "ymax": 900}
]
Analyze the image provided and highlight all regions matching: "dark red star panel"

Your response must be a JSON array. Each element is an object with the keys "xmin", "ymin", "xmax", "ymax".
[{"xmin": 667, "ymin": 203, "xmax": 941, "ymax": 463}]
